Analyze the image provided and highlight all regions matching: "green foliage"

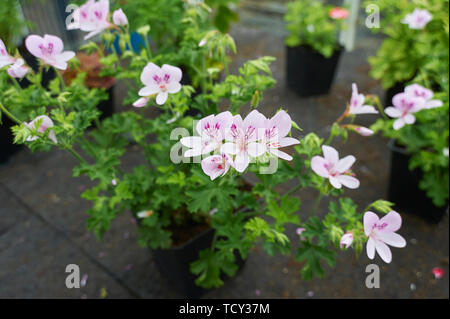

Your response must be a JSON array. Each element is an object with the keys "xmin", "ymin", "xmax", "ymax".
[
  {"xmin": 367, "ymin": 0, "xmax": 449, "ymax": 89},
  {"xmin": 284, "ymin": 0, "xmax": 346, "ymax": 57}
]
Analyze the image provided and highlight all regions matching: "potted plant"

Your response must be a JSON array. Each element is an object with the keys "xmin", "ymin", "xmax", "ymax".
[
  {"xmin": 366, "ymin": 0, "xmax": 449, "ymax": 107},
  {"xmin": 0, "ymin": 0, "xmax": 31, "ymax": 163},
  {"xmin": 371, "ymin": 83, "xmax": 449, "ymax": 223},
  {"xmin": 1, "ymin": 0, "xmax": 409, "ymax": 297},
  {"xmin": 367, "ymin": 0, "xmax": 449, "ymax": 223},
  {"xmin": 284, "ymin": 0, "xmax": 348, "ymax": 97}
]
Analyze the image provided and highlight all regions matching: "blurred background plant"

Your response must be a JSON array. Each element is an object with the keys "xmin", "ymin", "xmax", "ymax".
[{"xmin": 284, "ymin": 0, "xmax": 348, "ymax": 57}]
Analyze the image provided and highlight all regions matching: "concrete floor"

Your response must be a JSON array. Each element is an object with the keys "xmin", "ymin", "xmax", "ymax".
[{"xmin": 0, "ymin": 4, "xmax": 448, "ymax": 299}]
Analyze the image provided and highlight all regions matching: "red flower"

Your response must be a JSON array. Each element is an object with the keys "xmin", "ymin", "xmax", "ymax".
[{"xmin": 329, "ymin": 7, "xmax": 349, "ymax": 20}]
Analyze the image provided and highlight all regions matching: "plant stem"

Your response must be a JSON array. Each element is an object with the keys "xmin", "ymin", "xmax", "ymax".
[
  {"xmin": 313, "ymin": 192, "xmax": 324, "ymax": 214},
  {"xmin": 0, "ymin": 102, "xmax": 22, "ymax": 125},
  {"xmin": 67, "ymin": 147, "xmax": 87, "ymax": 164},
  {"xmin": 210, "ymin": 232, "xmax": 218, "ymax": 252},
  {"xmin": 285, "ymin": 182, "xmax": 302, "ymax": 197}
]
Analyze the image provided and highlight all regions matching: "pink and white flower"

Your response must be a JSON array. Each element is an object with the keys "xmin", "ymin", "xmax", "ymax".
[
  {"xmin": 67, "ymin": 0, "xmax": 112, "ymax": 40},
  {"xmin": 112, "ymin": 8, "xmax": 128, "ymax": 26},
  {"xmin": 329, "ymin": 7, "xmax": 349, "ymax": 20},
  {"xmin": 402, "ymin": 9, "xmax": 432, "ymax": 30},
  {"xmin": 138, "ymin": 63, "xmax": 182, "ymax": 105},
  {"xmin": 311, "ymin": 145, "xmax": 360, "ymax": 189},
  {"xmin": 261, "ymin": 110, "xmax": 300, "ymax": 161},
  {"xmin": 340, "ymin": 232, "xmax": 353, "ymax": 249},
  {"xmin": 181, "ymin": 111, "xmax": 233, "ymax": 157},
  {"xmin": 25, "ymin": 34, "xmax": 75, "ymax": 70},
  {"xmin": 0, "ymin": 39, "xmax": 15, "ymax": 68},
  {"xmin": 404, "ymin": 84, "xmax": 443, "ymax": 109},
  {"xmin": 7, "ymin": 58, "xmax": 28, "ymax": 79},
  {"xmin": 25, "ymin": 115, "xmax": 57, "ymax": 144},
  {"xmin": 385, "ymin": 93, "xmax": 425, "ymax": 130},
  {"xmin": 364, "ymin": 211, "xmax": 406, "ymax": 263},
  {"xmin": 221, "ymin": 110, "xmax": 267, "ymax": 172},
  {"xmin": 201, "ymin": 153, "xmax": 234, "ymax": 181},
  {"xmin": 349, "ymin": 83, "xmax": 378, "ymax": 115}
]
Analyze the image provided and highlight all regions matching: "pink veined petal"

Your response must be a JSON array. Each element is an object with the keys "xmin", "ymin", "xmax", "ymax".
[
  {"xmin": 215, "ymin": 111, "xmax": 234, "ymax": 136},
  {"xmin": 385, "ymin": 107, "xmax": 401, "ymax": 118},
  {"xmin": 322, "ymin": 145, "xmax": 339, "ymax": 165},
  {"xmin": 247, "ymin": 142, "xmax": 266, "ymax": 157},
  {"xmin": 393, "ymin": 118, "xmax": 406, "ymax": 130},
  {"xmin": 234, "ymin": 151, "xmax": 250, "ymax": 173},
  {"xmin": 376, "ymin": 232, "xmax": 406, "ymax": 248},
  {"xmin": 43, "ymin": 34, "xmax": 64, "ymax": 55},
  {"xmin": 364, "ymin": 211, "xmax": 380, "ymax": 236},
  {"xmin": 196, "ymin": 114, "xmax": 215, "ymax": 136},
  {"xmin": 378, "ymin": 211, "xmax": 402, "ymax": 232},
  {"xmin": 244, "ymin": 110, "xmax": 266, "ymax": 133},
  {"xmin": 329, "ymin": 176, "xmax": 342, "ymax": 189},
  {"xmin": 221, "ymin": 142, "xmax": 238, "ymax": 155},
  {"xmin": 374, "ymin": 240, "xmax": 392, "ymax": 263},
  {"xmin": 156, "ymin": 91, "xmax": 169, "ymax": 105},
  {"xmin": 335, "ymin": 155, "xmax": 356, "ymax": 173},
  {"xmin": 140, "ymin": 62, "xmax": 161, "ymax": 85},
  {"xmin": 180, "ymin": 136, "xmax": 202, "ymax": 149},
  {"xmin": 161, "ymin": 64, "xmax": 182, "ymax": 83},
  {"xmin": 405, "ymin": 84, "xmax": 433, "ymax": 100},
  {"xmin": 269, "ymin": 110, "xmax": 292, "ymax": 138},
  {"xmin": 270, "ymin": 149, "xmax": 293, "ymax": 161},
  {"xmin": 311, "ymin": 156, "xmax": 330, "ymax": 178},
  {"xmin": 201, "ymin": 155, "xmax": 224, "ymax": 181},
  {"xmin": 425, "ymin": 100, "xmax": 443, "ymax": 109},
  {"xmin": 166, "ymin": 82, "xmax": 182, "ymax": 94},
  {"xmin": 336, "ymin": 175, "xmax": 360, "ymax": 189},
  {"xmin": 25, "ymin": 35, "xmax": 45, "ymax": 59},
  {"xmin": 366, "ymin": 237, "xmax": 376, "ymax": 260},
  {"xmin": 279, "ymin": 137, "xmax": 300, "ymax": 147},
  {"xmin": 403, "ymin": 113, "xmax": 416, "ymax": 125}
]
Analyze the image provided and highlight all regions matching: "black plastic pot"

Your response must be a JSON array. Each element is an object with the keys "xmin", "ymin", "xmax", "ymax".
[
  {"xmin": 286, "ymin": 44, "xmax": 342, "ymax": 97},
  {"xmin": 388, "ymin": 140, "xmax": 448, "ymax": 223},
  {"xmin": 97, "ymin": 86, "xmax": 115, "ymax": 122},
  {"xmin": 0, "ymin": 116, "xmax": 22, "ymax": 164},
  {"xmin": 153, "ymin": 227, "xmax": 245, "ymax": 298}
]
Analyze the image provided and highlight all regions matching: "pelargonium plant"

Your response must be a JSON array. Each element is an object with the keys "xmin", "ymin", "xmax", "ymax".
[
  {"xmin": 366, "ymin": 0, "xmax": 449, "ymax": 90},
  {"xmin": 371, "ymin": 82, "xmax": 449, "ymax": 208},
  {"xmin": 284, "ymin": 0, "xmax": 349, "ymax": 57},
  {"xmin": 0, "ymin": 1, "xmax": 407, "ymax": 288}
]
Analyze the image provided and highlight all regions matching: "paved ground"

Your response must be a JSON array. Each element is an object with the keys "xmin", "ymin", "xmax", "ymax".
[{"xmin": 0, "ymin": 3, "xmax": 448, "ymax": 299}]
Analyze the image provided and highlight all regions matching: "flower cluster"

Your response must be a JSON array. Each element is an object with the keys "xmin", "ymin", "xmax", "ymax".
[
  {"xmin": 1, "ymin": 39, "xmax": 29, "ymax": 78},
  {"xmin": 311, "ymin": 145, "xmax": 360, "ymax": 189},
  {"xmin": 385, "ymin": 84, "xmax": 443, "ymax": 130},
  {"xmin": 180, "ymin": 110, "xmax": 300, "ymax": 180},
  {"xmin": 339, "ymin": 211, "xmax": 406, "ymax": 263},
  {"xmin": 134, "ymin": 63, "xmax": 183, "ymax": 106},
  {"xmin": 67, "ymin": 0, "xmax": 128, "ymax": 39}
]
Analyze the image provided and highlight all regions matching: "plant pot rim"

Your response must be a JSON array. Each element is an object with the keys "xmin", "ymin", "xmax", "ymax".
[
  {"xmin": 388, "ymin": 139, "xmax": 409, "ymax": 155},
  {"xmin": 168, "ymin": 226, "xmax": 214, "ymax": 252}
]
